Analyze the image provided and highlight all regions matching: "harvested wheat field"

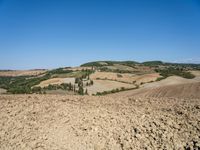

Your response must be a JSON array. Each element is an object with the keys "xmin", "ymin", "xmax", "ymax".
[
  {"xmin": 86, "ymin": 79, "xmax": 135, "ymax": 95},
  {"xmin": 36, "ymin": 78, "xmax": 75, "ymax": 88},
  {"xmin": 0, "ymin": 94, "xmax": 199, "ymax": 150},
  {"xmin": 0, "ymin": 70, "xmax": 46, "ymax": 77},
  {"xmin": 111, "ymin": 76, "xmax": 200, "ymax": 98},
  {"xmin": 134, "ymin": 82, "xmax": 200, "ymax": 99},
  {"xmin": 90, "ymin": 71, "xmax": 160, "ymax": 84}
]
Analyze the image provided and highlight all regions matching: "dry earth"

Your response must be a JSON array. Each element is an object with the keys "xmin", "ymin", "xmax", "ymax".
[
  {"xmin": 134, "ymin": 82, "xmax": 200, "ymax": 99},
  {"xmin": 106, "ymin": 64, "xmax": 136, "ymax": 72},
  {"xmin": 86, "ymin": 80, "xmax": 136, "ymax": 95},
  {"xmin": 36, "ymin": 78, "xmax": 75, "ymax": 88},
  {"xmin": 0, "ymin": 70, "xmax": 46, "ymax": 77},
  {"xmin": 103, "ymin": 64, "xmax": 154, "ymax": 74},
  {"xmin": 110, "ymin": 75, "xmax": 200, "ymax": 98},
  {"xmin": 0, "ymin": 94, "xmax": 199, "ymax": 150},
  {"xmin": 90, "ymin": 71, "xmax": 160, "ymax": 85},
  {"xmin": 0, "ymin": 72, "xmax": 200, "ymax": 149}
]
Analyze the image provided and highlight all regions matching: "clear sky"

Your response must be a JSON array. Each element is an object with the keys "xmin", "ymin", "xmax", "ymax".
[{"xmin": 0, "ymin": 0, "xmax": 200, "ymax": 69}]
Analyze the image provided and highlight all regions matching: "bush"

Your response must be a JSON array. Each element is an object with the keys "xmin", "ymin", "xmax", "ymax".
[
  {"xmin": 117, "ymin": 74, "xmax": 123, "ymax": 78},
  {"xmin": 85, "ymin": 89, "xmax": 88, "ymax": 95},
  {"xmin": 95, "ymin": 87, "xmax": 138, "ymax": 96},
  {"xmin": 156, "ymin": 77, "xmax": 166, "ymax": 81},
  {"xmin": 32, "ymin": 87, "xmax": 42, "ymax": 93},
  {"xmin": 78, "ymin": 86, "xmax": 84, "ymax": 95},
  {"xmin": 156, "ymin": 68, "xmax": 195, "ymax": 79},
  {"xmin": 90, "ymin": 80, "xmax": 94, "ymax": 85}
]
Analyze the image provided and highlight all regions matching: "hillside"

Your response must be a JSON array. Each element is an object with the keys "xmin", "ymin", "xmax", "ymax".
[
  {"xmin": 110, "ymin": 74, "xmax": 200, "ymax": 98},
  {"xmin": 137, "ymin": 82, "xmax": 200, "ymax": 98},
  {"xmin": 81, "ymin": 60, "xmax": 200, "ymax": 69},
  {"xmin": 0, "ymin": 60, "xmax": 199, "ymax": 95},
  {"xmin": 0, "ymin": 69, "xmax": 46, "ymax": 77},
  {"xmin": 0, "ymin": 61, "xmax": 200, "ymax": 149}
]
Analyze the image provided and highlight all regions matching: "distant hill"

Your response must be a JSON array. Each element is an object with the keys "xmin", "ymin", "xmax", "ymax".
[
  {"xmin": 81, "ymin": 60, "xmax": 200, "ymax": 69},
  {"xmin": 142, "ymin": 61, "xmax": 164, "ymax": 66},
  {"xmin": 0, "ymin": 60, "xmax": 199, "ymax": 95},
  {"xmin": 81, "ymin": 61, "xmax": 139, "ymax": 67}
]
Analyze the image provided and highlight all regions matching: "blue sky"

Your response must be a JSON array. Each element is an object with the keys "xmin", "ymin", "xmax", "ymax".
[{"xmin": 0, "ymin": 0, "xmax": 200, "ymax": 69}]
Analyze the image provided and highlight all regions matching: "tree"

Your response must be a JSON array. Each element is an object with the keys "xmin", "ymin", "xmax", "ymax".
[
  {"xmin": 73, "ymin": 85, "xmax": 76, "ymax": 92},
  {"xmin": 75, "ymin": 78, "xmax": 79, "ymax": 84},
  {"xmin": 85, "ymin": 89, "xmax": 88, "ymax": 95},
  {"xmin": 32, "ymin": 86, "xmax": 42, "ymax": 93},
  {"xmin": 90, "ymin": 80, "xmax": 94, "ymax": 85},
  {"xmin": 69, "ymin": 82, "xmax": 72, "ymax": 91},
  {"xmin": 78, "ymin": 86, "xmax": 84, "ymax": 95}
]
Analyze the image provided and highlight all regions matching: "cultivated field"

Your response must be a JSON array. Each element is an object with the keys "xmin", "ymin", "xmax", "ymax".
[
  {"xmin": 0, "ymin": 70, "xmax": 46, "ymax": 77},
  {"xmin": 0, "ymin": 94, "xmax": 199, "ymax": 149},
  {"xmin": 0, "ymin": 63, "xmax": 200, "ymax": 149},
  {"xmin": 110, "ymin": 75, "xmax": 200, "ymax": 98},
  {"xmin": 64, "ymin": 67, "xmax": 93, "ymax": 71},
  {"xmin": 90, "ymin": 71, "xmax": 161, "ymax": 84},
  {"xmin": 85, "ymin": 79, "xmax": 136, "ymax": 95},
  {"xmin": 138, "ymin": 82, "xmax": 200, "ymax": 98},
  {"xmin": 36, "ymin": 78, "xmax": 75, "ymax": 88}
]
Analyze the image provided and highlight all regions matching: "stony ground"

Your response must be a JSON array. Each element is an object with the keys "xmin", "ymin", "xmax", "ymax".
[{"xmin": 0, "ymin": 94, "xmax": 199, "ymax": 150}]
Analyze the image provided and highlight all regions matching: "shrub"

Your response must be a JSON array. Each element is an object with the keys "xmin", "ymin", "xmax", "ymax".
[
  {"xmin": 78, "ymin": 86, "xmax": 84, "ymax": 95},
  {"xmin": 156, "ymin": 68, "xmax": 195, "ymax": 79},
  {"xmin": 90, "ymin": 80, "xmax": 94, "ymax": 85},
  {"xmin": 85, "ymin": 89, "xmax": 88, "ymax": 95},
  {"xmin": 32, "ymin": 87, "xmax": 42, "ymax": 93},
  {"xmin": 117, "ymin": 74, "xmax": 123, "ymax": 78}
]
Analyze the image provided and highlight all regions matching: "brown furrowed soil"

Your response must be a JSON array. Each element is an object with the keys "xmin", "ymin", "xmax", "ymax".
[
  {"xmin": 0, "ymin": 94, "xmax": 199, "ymax": 150},
  {"xmin": 110, "ymin": 76, "xmax": 200, "ymax": 99},
  {"xmin": 135, "ymin": 82, "xmax": 200, "ymax": 99}
]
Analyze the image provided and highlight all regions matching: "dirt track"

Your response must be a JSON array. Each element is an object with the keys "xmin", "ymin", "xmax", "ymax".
[{"xmin": 0, "ymin": 94, "xmax": 199, "ymax": 150}]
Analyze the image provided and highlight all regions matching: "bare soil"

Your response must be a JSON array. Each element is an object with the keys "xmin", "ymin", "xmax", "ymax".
[
  {"xmin": 110, "ymin": 76, "xmax": 200, "ymax": 98},
  {"xmin": 0, "ymin": 94, "xmax": 199, "ymax": 150}
]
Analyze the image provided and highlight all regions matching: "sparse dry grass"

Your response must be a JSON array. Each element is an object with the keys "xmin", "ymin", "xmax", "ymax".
[
  {"xmin": 36, "ymin": 78, "xmax": 75, "ymax": 88},
  {"xmin": 0, "ymin": 70, "xmax": 46, "ymax": 77},
  {"xmin": 85, "ymin": 79, "xmax": 136, "ymax": 95},
  {"xmin": 90, "ymin": 71, "xmax": 160, "ymax": 85}
]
